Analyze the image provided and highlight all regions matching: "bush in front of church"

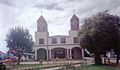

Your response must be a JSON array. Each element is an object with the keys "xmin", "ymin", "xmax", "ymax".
[{"xmin": 0, "ymin": 62, "xmax": 7, "ymax": 70}]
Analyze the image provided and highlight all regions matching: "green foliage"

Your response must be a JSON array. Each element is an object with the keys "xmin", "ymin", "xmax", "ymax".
[
  {"xmin": 76, "ymin": 64, "xmax": 119, "ymax": 70},
  {"xmin": 6, "ymin": 26, "xmax": 34, "ymax": 58},
  {"xmin": 79, "ymin": 11, "xmax": 120, "ymax": 64},
  {"xmin": 0, "ymin": 63, "xmax": 7, "ymax": 70}
]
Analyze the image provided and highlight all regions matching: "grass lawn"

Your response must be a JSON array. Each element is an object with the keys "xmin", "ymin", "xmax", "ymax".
[
  {"xmin": 6, "ymin": 63, "xmax": 120, "ymax": 70},
  {"xmin": 75, "ymin": 64, "xmax": 119, "ymax": 70}
]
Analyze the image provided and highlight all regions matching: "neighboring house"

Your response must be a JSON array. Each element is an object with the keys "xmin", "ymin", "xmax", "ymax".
[
  {"xmin": 21, "ymin": 53, "xmax": 35, "ymax": 61},
  {"xmin": 106, "ymin": 49, "xmax": 115, "ymax": 58},
  {"xmin": 34, "ymin": 14, "xmax": 84, "ymax": 60},
  {"xmin": 0, "ymin": 51, "xmax": 5, "ymax": 60},
  {"xmin": 84, "ymin": 49, "xmax": 92, "ymax": 57}
]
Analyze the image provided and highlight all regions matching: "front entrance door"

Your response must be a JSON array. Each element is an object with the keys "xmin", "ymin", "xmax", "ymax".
[{"xmin": 51, "ymin": 48, "xmax": 67, "ymax": 59}]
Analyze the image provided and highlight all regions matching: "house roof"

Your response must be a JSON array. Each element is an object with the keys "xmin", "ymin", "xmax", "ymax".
[{"xmin": 0, "ymin": 51, "xmax": 5, "ymax": 54}]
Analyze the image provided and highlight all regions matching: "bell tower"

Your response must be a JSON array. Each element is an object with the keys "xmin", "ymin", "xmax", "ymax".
[
  {"xmin": 69, "ymin": 14, "xmax": 79, "ymax": 40},
  {"xmin": 35, "ymin": 15, "xmax": 49, "ymax": 45}
]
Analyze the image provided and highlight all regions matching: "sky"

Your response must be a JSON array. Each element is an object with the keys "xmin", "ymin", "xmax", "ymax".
[{"xmin": 0, "ymin": 0, "xmax": 120, "ymax": 53}]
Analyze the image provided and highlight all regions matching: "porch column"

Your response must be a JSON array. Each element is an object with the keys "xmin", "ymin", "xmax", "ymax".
[
  {"xmin": 82, "ymin": 49, "xmax": 84, "ymax": 59},
  {"xmin": 47, "ymin": 49, "xmax": 49, "ymax": 60},
  {"xmin": 49, "ymin": 50, "xmax": 51, "ymax": 59},
  {"xmin": 35, "ymin": 49, "xmax": 37, "ymax": 60},
  {"xmin": 67, "ymin": 49, "xmax": 69, "ymax": 59},
  {"xmin": 70, "ymin": 49, "xmax": 72, "ymax": 59}
]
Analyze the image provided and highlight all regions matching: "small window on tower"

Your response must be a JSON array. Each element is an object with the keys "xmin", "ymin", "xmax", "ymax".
[
  {"xmin": 52, "ymin": 38, "xmax": 57, "ymax": 44},
  {"xmin": 73, "ymin": 37, "xmax": 78, "ymax": 43},
  {"xmin": 61, "ymin": 37, "xmax": 66, "ymax": 43},
  {"xmin": 39, "ymin": 39, "xmax": 44, "ymax": 44}
]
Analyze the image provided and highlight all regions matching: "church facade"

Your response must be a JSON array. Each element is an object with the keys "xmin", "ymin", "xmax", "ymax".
[{"xmin": 34, "ymin": 14, "xmax": 84, "ymax": 60}]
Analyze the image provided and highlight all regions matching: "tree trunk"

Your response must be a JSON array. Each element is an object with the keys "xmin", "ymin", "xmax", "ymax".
[
  {"xmin": 116, "ymin": 52, "xmax": 119, "ymax": 64},
  {"xmin": 17, "ymin": 57, "xmax": 21, "ymax": 65},
  {"xmin": 17, "ymin": 52, "xmax": 22, "ymax": 65},
  {"xmin": 94, "ymin": 54, "xmax": 102, "ymax": 65}
]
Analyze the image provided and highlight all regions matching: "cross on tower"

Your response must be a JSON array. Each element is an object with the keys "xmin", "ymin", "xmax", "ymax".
[
  {"xmin": 73, "ymin": 9, "xmax": 76, "ymax": 14},
  {"xmin": 41, "ymin": 11, "xmax": 43, "ymax": 15}
]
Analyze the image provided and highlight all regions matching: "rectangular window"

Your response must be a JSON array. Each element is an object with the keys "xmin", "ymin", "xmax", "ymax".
[
  {"xmin": 39, "ymin": 39, "xmax": 44, "ymax": 44},
  {"xmin": 61, "ymin": 37, "xmax": 66, "ymax": 43},
  {"xmin": 73, "ymin": 37, "xmax": 78, "ymax": 43},
  {"xmin": 52, "ymin": 38, "xmax": 57, "ymax": 44}
]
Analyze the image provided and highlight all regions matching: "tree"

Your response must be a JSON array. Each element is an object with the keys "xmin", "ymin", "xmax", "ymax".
[
  {"xmin": 6, "ymin": 27, "xmax": 34, "ymax": 64},
  {"xmin": 79, "ymin": 11, "xmax": 120, "ymax": 64},
  {"xmin": 0, "ymin": 62, "xmax": 7, "ymax": 70}
]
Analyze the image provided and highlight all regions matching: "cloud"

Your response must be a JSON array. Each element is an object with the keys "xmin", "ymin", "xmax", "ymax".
[
  {"xmin": 33, "ymin": 4, "xmax": 47, "ymax": 9},
  {"xmin": 34, "ymin": 2, "xmax": 64, "ymax": 11},
  {"xmin": 46, "ymin": 3, "xmax": 64, "ymax": 11},
  {"xmin": 0, "ymin": 0, "xmax": 13, "ymax": 6},
  {"xmin": 67, "ymin": 0, "xmax": 82, "ymax": 2}
]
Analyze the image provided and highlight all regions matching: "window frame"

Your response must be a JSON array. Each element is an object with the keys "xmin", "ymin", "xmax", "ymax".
[
  {"xmin": 73, "ymin": 37, "xmax": 78, "ymax": 43},
  {"xmin": 61, "ymin": 37, "xmax": 66, "ymax": 43},
  {"xmin": 39, "ymin": 38, "xmax": 44, "ymax": 44},
  {"xmin": 52, "ymin": 38, "xmax": 57, "ymax": 44}
]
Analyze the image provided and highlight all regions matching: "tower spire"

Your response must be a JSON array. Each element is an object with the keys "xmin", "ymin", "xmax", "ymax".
[
  {"xmin": 37, "ymin": 14, "xmax": 48, "ymax": 32},
  {"xmin": 70, "ymin": 12, "xmax": 79, "ymax": 30}
]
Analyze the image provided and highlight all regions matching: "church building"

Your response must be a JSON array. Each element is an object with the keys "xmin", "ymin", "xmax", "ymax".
[{"xmin": 34, "ymin": 14, "xmax": 84, "ymax": 60}]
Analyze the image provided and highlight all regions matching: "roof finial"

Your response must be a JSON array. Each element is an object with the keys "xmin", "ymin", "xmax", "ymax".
[
  {"xmin": 41, "ymin": 11, "xmax": 43, "ymax": 16},
  {"xmin": 73, "ymin": 9, "xmax": 76, "ymax": 15}
]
